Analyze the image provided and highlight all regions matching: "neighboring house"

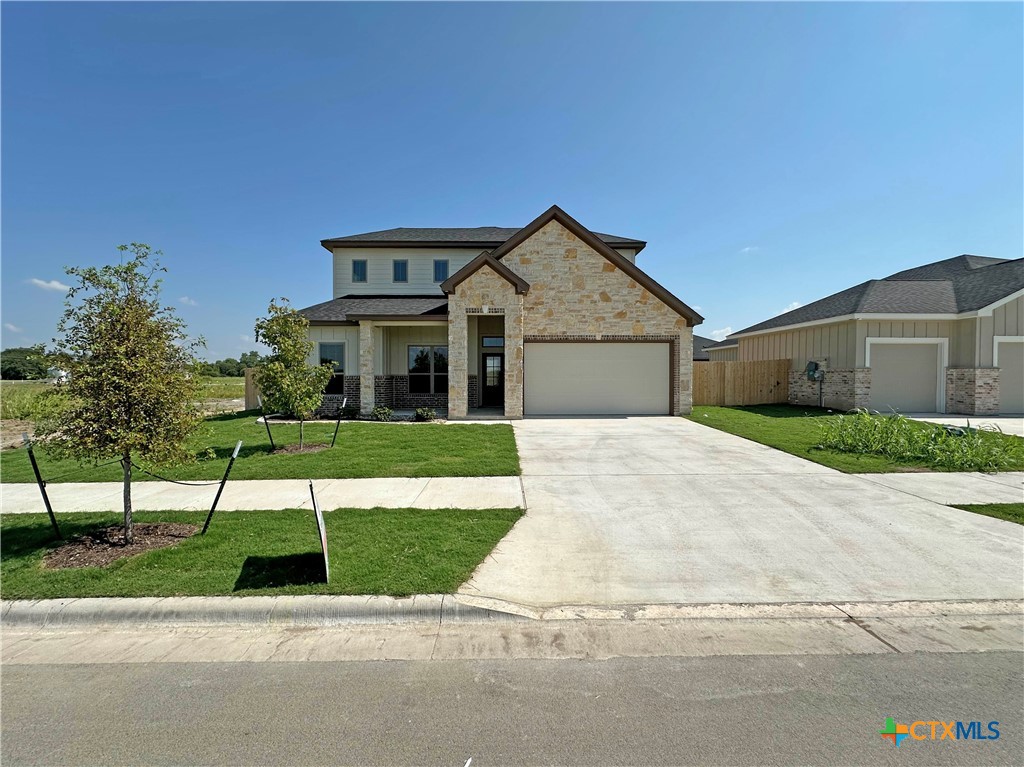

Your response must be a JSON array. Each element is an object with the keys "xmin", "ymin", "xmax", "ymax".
[
  {"xmin": 692, "ymin": 335, "xmax": 718, "ymax": 362},
  {"xmin": 299, "ymin": 205, "xmax": 703, "ymax": 418},
  {"xmin": 718, "ymin": 255, "xmax": 1024, "ymax": 415},
  {"xmin": 704, "ymin": 338, "xmax": 738, "ymax": 361}
]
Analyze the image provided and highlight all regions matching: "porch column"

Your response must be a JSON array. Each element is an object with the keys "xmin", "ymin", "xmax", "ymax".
[
  {"xmin": 358, "ymin": 320, "xmax": 375, "ymax": 416},
  {"xmin": 448, "ymin": 310, "xmax": 468, "ymax": 419}
]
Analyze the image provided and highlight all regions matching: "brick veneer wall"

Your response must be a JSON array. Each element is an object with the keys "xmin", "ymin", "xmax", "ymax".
[
  {"xmin": 788, "ymin": 367, "xmax": 870, "ymax": 411},
  {"xmin": 315, "ymin": 376, "xmax": 360, "ymax": 418},
  {"xmin": 946, "ymin": 368, "xmax": 1000, "ymax": 415},
  {"xmin": 467, "ymin": 374, "xmax": 479, "ymax": 408}
]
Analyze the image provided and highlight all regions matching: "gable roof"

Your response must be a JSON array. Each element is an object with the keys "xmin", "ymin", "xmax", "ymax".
[
  {"xmin": 731, "ymin": 255, "xmax": 1024, "ymax": 337},
  {"xmin": 321, "ymin": 226, "xmax": 646, "ymax": 253},
  {"xmin": 440, "ymin": 252, "xmax": 530, "ymax": 295},
  {"xmin": 298, "ymin": 295, "xmax": 448, "ymax": 324},
  {"xmin": 488, "ymin": 205, "xmax": 703, "ymax": 326},
  {"xmin": 692, "ymin": 334, "xmax": 718, "ymax": 360}
]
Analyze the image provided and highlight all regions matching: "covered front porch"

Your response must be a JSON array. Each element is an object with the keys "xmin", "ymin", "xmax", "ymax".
[{"xmin": 319, "ymin": 315, "xmax": 512, "ymax": 418}]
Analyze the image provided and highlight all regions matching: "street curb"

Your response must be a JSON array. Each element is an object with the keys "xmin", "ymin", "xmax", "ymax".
[
  {"xmin": 2, "ymin": 596, "xmax": 1020, "ymax": 629},
  {"xmin": 0, "ymin": 595, "xmax": 530, "ymax": 628}
]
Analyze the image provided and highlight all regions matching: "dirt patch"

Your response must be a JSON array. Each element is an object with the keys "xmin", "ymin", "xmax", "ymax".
[
  {"xmin": 272, "ymin": 444, "xmax": 328, "ymax": 455},
  {"xmin": 1, "ymin": 420, "xmax": 34, "ymax": 450},
  {"xmin": 43, "ymin": 523, "xmax": 198, "ymax": 569}
]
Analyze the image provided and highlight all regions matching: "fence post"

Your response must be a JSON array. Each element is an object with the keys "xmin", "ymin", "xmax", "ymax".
[
  {"xmin": 23, "ymin": 433, "xmax": 61, "ymax": 540},
  {"xmin": 201, "ymin": 440, "xmax": 242, "ymax": 535}
]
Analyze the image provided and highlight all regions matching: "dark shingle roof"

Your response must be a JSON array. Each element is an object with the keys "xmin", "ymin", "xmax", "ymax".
[
  {"xmin": 732, "ymin": 255, "xmax": 1023, "ymax": 336},
  {"xmin": 693, "ymin": 335, "xmax": 718, "ymax": 360},
  {"xmin": 322, "ymin": 226, "xmax": 646, "ymax": 251},
  {"xmin": 298, "ymin": 296, "xmax": 448, "ymax": 323},
  {"xmin": 705, "ymin": 338, "xmax": 738, "ymax": 349}
]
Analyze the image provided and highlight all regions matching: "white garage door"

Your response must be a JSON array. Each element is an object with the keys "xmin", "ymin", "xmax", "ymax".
[
  {"xmin": 524, "ymin": 342, "xmax": 670, "ymax": 415},
  {"xmin": 868, "ymin": 342, "xmax": 941, "ymax": 413},
  {"xmin": 997, "ymin": 341, "xmax": 1024, "ymax": 414}
]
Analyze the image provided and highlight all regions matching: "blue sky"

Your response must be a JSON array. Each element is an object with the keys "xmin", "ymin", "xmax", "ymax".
[{"xmin": 2, "ymin": 2, "xmax": 1021, "ymax": 358}]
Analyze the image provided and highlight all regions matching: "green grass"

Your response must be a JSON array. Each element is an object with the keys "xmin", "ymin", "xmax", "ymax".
[
  {"xmin": 0, "ymin": 508, "xmax": 522, "ymax": 599},
  {"xmin": 0, "ymin": 410, "xmax": 520, "ymax": 482},
  {"xmin": 950, "ymin": 503, "xmax": 1024, "ymax": 526},
  {"xmin": 0, "ymin": 381, "xmax": 50, "ymax": 419},
  {"xmin": 687, "ymin": 405, "xmax": 1024, "ymax": 473},
  {"xmin": 199, "ymin": 376, "xmax": 245, "ymax": 399}
]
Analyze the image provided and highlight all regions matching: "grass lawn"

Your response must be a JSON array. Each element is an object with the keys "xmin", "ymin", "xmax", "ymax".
[
  {"xmin": 687, "ymin": 405, "xmax": 1024, "ymax": 473},
  {"xmin": 950, "ymin": 503, "xmax": 1024, "ymax": 526},
  {"xmin": 0, "ymin": 410, "xmax": 520, "ymax": 483},
  {"xmin": 0, "ymin": 508, "xmax": 522, "ymax": 599}
]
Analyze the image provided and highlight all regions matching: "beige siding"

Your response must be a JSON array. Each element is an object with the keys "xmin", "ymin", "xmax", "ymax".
[
  {"xmin": 949, "ymin": 318, "xmax": 978, "ymax": 368},
  {"xmin": 307, "ymin": 325, "xmax": 359, "ymax": 373},
  {"xmin": 383, "ymin": 326, "xmax": 449, "ymax": 375},
  {"xmin": 855, "ymin": 320, "xmax": 954, "ymax": 367},
  {"xmin": 333, "ymin": 247, "xmax": 481, "ymax": 297},
  {"xmin": 706, "ymin": 346, "xmax": 738, "ymax": 361},
  {"xmin": 738, "ymin": 320, "xmax": 857, "ymax": 370},
  {"xmin": 979, "ymin": 294, "xmax": 1024, "ymax": 366}
]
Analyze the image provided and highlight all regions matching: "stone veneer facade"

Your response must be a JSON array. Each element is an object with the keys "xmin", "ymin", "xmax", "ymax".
[
  {"xmin": 946, "ymin": 368, "xmax": 1000, "ymax": 415},
  {"xmin": 447, "ymin": 220, "xmax": 694, "ymax": 419},
  {"xmin": 788, "ymin": 367, "xmax": 871, "ymax": 411}
]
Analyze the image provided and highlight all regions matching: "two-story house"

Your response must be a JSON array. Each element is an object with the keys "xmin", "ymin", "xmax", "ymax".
[{"xmin": 298, "ymin": 205, "xmax": 703, "ymax": 419}]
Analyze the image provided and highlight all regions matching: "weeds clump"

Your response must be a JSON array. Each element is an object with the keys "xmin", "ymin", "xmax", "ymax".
[{"xmin": 817, "ymin": 410, "xmax": 1024, "ymax": 472}]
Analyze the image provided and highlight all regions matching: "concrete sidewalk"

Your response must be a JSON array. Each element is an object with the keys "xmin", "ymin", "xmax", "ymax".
[{"xmin": 0, "ymin": 476, "xmax": 525, "ymax": 513}]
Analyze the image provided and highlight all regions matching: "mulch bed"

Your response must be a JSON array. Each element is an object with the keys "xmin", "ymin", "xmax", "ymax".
[
  {"xmin": 43, "ymin": 523, "xmax": 198, "ymax": 569},
  {"xmin": 272, "ymin": 444, "xmax": 328, "ymax": 455}
]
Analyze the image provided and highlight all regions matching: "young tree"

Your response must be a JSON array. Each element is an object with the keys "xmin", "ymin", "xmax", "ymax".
[
  {"xmin": 36, "ymin": 244, "xmax": 203, "ymax": 543},
  {"xmin": 253, "ymin": 299, "xmax": 332, "ymax": 449}
]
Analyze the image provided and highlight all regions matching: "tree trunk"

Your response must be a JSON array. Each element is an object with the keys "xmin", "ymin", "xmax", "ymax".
[
  {"xmin": 299, "ymin": 419, "xmax": 304, "ymax": 450},
  {"xmin": 122, "ymin": 451, "xmax": 134, "ymax": 544}
]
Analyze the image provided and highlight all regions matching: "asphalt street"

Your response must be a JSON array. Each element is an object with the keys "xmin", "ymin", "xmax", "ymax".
[{"xmin": 2, "ymin": 652, "xmax": 1021, "ymax": 766}]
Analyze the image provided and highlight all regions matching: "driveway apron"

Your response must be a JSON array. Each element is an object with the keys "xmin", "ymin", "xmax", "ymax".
[{"xmin": 460, "ymin": 417, "xmax": 1024, "ymax": 607}]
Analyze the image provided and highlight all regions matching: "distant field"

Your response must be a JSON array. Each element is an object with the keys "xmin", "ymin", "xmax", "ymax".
[{"xmin": 0, "ymin": 377, "xmax": 245, "ymax": 421}]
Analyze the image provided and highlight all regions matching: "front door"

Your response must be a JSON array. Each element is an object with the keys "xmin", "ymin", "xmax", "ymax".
[{"xmin": 481, "ymin": 353, "xmax": 505, "ymax": 407}]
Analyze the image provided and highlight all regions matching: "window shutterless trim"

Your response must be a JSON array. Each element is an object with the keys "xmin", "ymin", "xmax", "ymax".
[
  {"xmin": 318, "ymin": 342, "xmax": 345, "ymax": 374},
  {"xmin": 351, "ymin": 260, "xmax": 368, "ymax": 283},
  {"xmin": 393, "ymin": 259, "xmax": 409, "ymax": 283},
  {"xmin": 433, "ymin": 259, "xmax": 449, "ymax": 283}
]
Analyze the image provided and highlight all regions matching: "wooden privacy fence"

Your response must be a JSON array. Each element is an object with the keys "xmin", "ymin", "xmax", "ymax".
[
  {"xmin": 693, "ymin": 359, "xmax": 790, "ymax": 407},
  {"xmin": 243, "ymin": 368, "xmax": 260, "ymax": 410}
]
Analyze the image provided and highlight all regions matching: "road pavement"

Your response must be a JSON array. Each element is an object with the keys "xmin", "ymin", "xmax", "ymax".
[{"xmin": 2, "ymin": 652, "xmax": 1020, "ymax": 766}]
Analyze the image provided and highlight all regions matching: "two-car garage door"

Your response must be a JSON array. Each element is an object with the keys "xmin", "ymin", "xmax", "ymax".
[{"xmin": 524, "ymin": 342, "xmax": 670, "ymax": 415}]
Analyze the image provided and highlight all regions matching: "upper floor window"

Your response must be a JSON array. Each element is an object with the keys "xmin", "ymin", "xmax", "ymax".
[
  {"xmin": 393, "ymin": 259, "xmax": 409, "ymax": 283},
  {"xmin": 433, "ymin": 259, "xmax": 449, "ymax": 283},
  {"xmin": 352, "ymin": 260, "xmax": 367, "ymax": 283}
]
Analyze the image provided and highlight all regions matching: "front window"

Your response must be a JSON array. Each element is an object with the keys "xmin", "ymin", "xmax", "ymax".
[
  {"xmin": 433, "ymin": 259, "xmax": 449, "ymax": 283},
  {"xmin": 481, "ymin": 336, "xmax": 504, "ymax": 348},
  {"xmin": 393, "ymin": 259, "xmax": 408, "ymax": 283},
  {"xmin": 408, "ymin": 345, "xmax": 448, "ymax": 394},
  {"xmin": 320, "ymin": 342, "xmax": 345, "ymax": 394},
  {"xmin": 352, "ymin": 260, "xmax": 367, "ymax": 283}
]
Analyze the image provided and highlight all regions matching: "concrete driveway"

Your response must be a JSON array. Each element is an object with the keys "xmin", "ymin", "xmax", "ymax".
[
  {"xmin": 906, "ymin": 413, "xmax": 1024, "ymax": 438},
  {"xmin": 460, "ymin": 417, "xmax": 1024, "ymax": 607}
]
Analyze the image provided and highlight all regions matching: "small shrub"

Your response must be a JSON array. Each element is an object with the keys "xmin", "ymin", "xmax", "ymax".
[
  {"xmin": 370, "ymin": 405, "xmax": 394, "ymax": 422},
  {"xmin": 817, "ymin": 409, "xmax": 1024, "ymax": 472},
  {"xmin": 341, "ymin": 404, "xmax": 360, "ymax": 420},
  {"xmin": 414, "ymin": 407, "xmax": 437, "ymax": 422}
]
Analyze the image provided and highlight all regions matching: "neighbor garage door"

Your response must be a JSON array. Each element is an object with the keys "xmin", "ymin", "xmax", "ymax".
[
  {"xmin": 868, "ymin": 342, "xmax": 941, "ymax": 413},
  {"xmin": 997, "ymin": 340, "xmax": 1024, "ymax": 414},
  {"xmin": 524, "ymin": 342, "xmax": 670, "ymax": 415}
]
